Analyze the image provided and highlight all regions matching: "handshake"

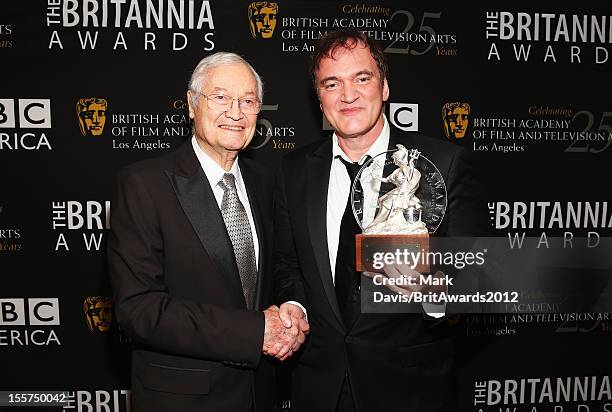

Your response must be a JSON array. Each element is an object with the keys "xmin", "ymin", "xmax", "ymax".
[{"xmin": 262, "ymin": 303, "xmax": 309, "ymax": 361}]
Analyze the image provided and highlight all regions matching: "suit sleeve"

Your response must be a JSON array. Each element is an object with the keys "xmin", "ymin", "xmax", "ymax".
[
  {"xmin": 273, "ymin": 163, "xmax": 308, "ymax": 308},
  {"xmin": 444, "ymin": 147, "xmax": 489, "ymax": 237},
  {"xmin": 433, "ymin": 148, "xmax": 490, "ymax": 315},
  {"xmin": 107, "ymin": 167, "xmax": 264, "ymax": 368}
]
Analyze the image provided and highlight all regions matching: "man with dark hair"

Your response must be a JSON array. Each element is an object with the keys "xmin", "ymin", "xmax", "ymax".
[
  {"xmin": 309, "ymin": 29, "xmax": 388, "ymax": 87},
  {"xmin": 274, "ymin": 28, "xmax": 480, "ymax": 411}
]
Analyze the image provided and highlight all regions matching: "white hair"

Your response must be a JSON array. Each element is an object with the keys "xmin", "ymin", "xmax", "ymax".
[{"xmin": 188, "ymin": 52, "xmax": 263, "ymax": 107}]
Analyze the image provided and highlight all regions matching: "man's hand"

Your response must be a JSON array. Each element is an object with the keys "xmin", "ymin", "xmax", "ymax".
[
  {"xmin": 262, "ymin": 305, "xmax": 303, "ymax": 361},
  {"xmin": 279, "ymin": 302, "xmax": 309, "ymax": 333},
  {"xmin": 277, "ymin": 303, "xmax": 309, "ymax": 359}
]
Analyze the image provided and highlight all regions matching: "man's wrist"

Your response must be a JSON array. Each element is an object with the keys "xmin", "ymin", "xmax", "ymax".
[{"xmin": 283, "ymin": 301, "xmax": 307, "ymax": 321}]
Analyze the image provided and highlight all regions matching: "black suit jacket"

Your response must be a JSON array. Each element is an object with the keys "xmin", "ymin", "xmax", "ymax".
[
  {"xmin": 108, "ymin": 141, "xmax": 276, "ymax": 412},
  {"xmin": 274, "ymin": 128, "xmax": 482, "ymax": 412}
]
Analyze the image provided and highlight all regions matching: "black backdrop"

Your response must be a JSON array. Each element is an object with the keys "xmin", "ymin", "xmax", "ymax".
[{"xmin": 2, "ymin": 1, "xmax": 612, "ymax": 411}]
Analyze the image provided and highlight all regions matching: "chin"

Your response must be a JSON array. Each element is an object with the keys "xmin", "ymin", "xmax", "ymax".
[
  {"xmin": 221, "ymin": 140, "xmax": 249, "ymax": 151},
  {"xmin": 341, "ymin": 118, "xmax": 368, "ymax": 130},
  {"xmin": 338, "ymin": 125, "xmax": 369, "ymax": 138},
  {"xmin": 220, "ymin": 134, "xmax": 247, "ymax": 145}
]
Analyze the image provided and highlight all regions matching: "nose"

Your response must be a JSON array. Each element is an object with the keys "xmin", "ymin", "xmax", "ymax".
[
  {"xmin": 224, "ymin": 99, "xmax": 244, "ymax": 120},
  {"xmin": 341, "ymin": 82, "xmax": 358, "ymax": 104},
  {"xmin": 263, "ymin": 15, "xmax": 270, "ymax": 28},
  {"xmin": 92, "ymin": 111, "xmax": 99, "ymax": 124}
]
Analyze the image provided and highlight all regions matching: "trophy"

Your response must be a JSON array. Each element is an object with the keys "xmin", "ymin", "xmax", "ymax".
[{"xmin": 352, "ymin": 144, "xmax": 447, "ymax": 273}]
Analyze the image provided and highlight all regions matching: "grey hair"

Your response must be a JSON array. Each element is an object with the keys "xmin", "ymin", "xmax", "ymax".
[{"xmin": 188, "ymin": 52, "xmax": 263, "ymax": 107}]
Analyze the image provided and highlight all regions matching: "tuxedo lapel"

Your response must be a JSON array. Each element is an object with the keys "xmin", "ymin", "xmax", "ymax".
[
  {"xmin": 239, "ymin": 158, "xmax": 266, "ymax": 311},
  {"xmin": 307, "ymin": 140, "xmax": 345, "ymax": 330},
  {"xmin": 166, "ymin": 143, "xmax": 246, "ymax": 308}
]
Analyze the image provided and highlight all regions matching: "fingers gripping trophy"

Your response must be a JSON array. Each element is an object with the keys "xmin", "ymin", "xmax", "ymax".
[{"xmin": 353, "ymin": 144, "xmax": 447, "ymax": 272}]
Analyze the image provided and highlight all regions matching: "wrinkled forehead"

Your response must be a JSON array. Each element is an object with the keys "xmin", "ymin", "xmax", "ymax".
[
  {"xmin": 202, "ymin": 64, "xmax": 258, "ymax": 95},
  {"xmin": 316, "ymin": 43, "xmax": 377, "ymax": 79}
]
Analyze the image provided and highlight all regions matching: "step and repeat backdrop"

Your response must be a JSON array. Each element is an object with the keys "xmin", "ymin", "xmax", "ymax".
[{"xmin": 2, "ymin": 0, "xmax": 612, "ymax": 411}]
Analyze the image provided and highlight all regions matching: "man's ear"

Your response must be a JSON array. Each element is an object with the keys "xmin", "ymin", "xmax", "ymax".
[
  {"xmin": 382, "ymin": 78, "xmax": 389, "ymax": 102},
  {"xmin": 187, "ymin": 90, "xmax": 195, "ymax": 119}
]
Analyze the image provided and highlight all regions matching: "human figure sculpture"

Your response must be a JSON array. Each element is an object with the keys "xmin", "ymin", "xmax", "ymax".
[{"xmin": 364, "ymin": 144, "xmax": 427, "ymax": 234}]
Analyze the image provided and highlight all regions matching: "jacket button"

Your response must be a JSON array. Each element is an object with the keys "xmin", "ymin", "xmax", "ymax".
[{"xmin": 345, "ymin": 336, "xmax": 354, "ymax": 344}]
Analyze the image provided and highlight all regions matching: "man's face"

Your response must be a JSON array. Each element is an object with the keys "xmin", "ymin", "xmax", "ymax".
[
  {"xmin": 315, "ymin": 44, "xmax": 389, "ymax": 141},
  {"xmin": 80, "ymin": 102, "xmax": 106, "ymax": 136},
  {"xmin": 188, "ymin": 63, "xmax": 259, "ymax": 157},
  {"xmin": 445, "ymin": 107, "xmax": 469, "ymax": 138},
  {"xmin": 87, "ymin": 301, "xmax": 112, "ymax": 332},
  {"xmin": 251, "ymin": 6, "xmax": 277, "ymax": 38}
]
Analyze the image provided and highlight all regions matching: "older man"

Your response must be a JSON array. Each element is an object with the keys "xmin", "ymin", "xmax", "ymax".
[
  {"xmin": 274, "ymin": 29, "xmax": 481, "ymax": 411},
  {"xmin": 108, "ymin": 52, "xmax": 307, "ymax": 412}
]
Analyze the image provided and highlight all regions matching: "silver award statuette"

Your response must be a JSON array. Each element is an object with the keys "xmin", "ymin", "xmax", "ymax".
[{"xmin": 351, "ymin": 144, "xmax": 447, "ymax": 272}]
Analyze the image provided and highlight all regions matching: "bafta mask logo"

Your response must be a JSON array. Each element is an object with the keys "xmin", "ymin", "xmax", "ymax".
[
  {"xmin": 84, "ymin": 296, "xmax": 113, "ymax": 332},
  {"xmin": 248, "ymin": 2, "xmax": 278, "ymax": 39},
  {"xmin": 76, "ymin": 98, "xmax": 108, "ymax": 136},
  {"xmin": 442, "ymin": 102, "xmax": 470, "ymax": 139}
]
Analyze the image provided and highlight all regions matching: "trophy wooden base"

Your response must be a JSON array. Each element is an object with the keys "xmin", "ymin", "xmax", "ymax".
[{"xmin": 355, "ymin": 233, "xmax": 430, "ymax": 273}]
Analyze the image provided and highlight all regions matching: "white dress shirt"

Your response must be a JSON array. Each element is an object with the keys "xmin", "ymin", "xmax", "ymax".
[
  {"xmin": 192, "ymin": 137, "xmax": 309, "ymax": 317},
  {"xmin": 327, "ymin": 118, "xmax": 390, "ymax": 283},
  {"xmin": 191, "ymin": 136, "xmax": 259, "ymax": 265}
]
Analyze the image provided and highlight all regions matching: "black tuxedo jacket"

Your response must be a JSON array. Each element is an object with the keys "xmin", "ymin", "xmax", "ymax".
[
  {"xmin": 108, "ymin": 141, "xmax": 276, "ymax": 412},
  {"xmin": 274, "ymin": 128, "xmax": 482, "ymax": 412}
]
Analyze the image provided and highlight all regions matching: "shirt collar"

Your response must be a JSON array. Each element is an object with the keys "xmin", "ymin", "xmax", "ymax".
[
  {"xmin": 191, "ymin": 136, "xmax": 241, "ymax": 189},
  {"xmin": 332, "ymin": 115, "xmax": 390, "ymax": 165}
]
